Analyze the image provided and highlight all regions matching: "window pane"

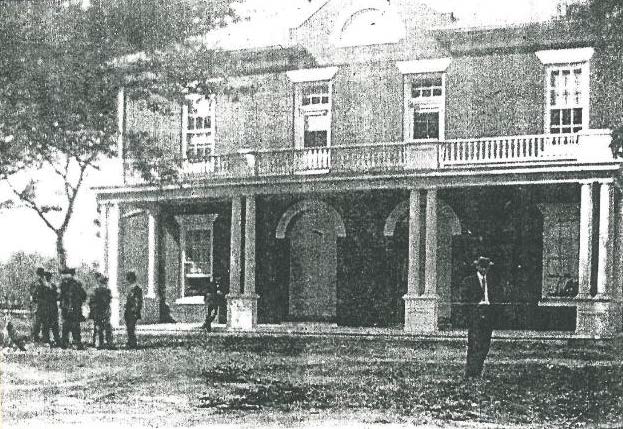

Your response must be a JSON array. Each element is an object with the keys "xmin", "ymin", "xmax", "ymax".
[
  {"xmin": 562, "ymin": 109, "xmax": 571, "ymax": 125},
  {"xmin": 573, "ymin": 108, "xmax": 582, "ymax": 124},
  {"xmin": 413, "ymin": 111, "xmax": 439, "ymax": 139},
  {"xmin": 550, "ymin": 109, "xmax": 561, "ymax": 125},
  {"xmin": 422, "ymin": 89, "xmax": 432, "ymax": 97},
  {"xmin": 433, "ymin": 88, "xmax": 442, "ymax": 96},
  {"xmin": 321, "ymin": 96, "xmax": 329, "ymax": 104},
  {"xmin": 304, "ymin": 130, "xmax": 328, "ymax": 147}
]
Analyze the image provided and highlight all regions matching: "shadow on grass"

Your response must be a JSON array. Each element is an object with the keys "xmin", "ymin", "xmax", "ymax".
[{"xmin": 197, "ymin": 358, "xmax": 623, "ymax": 427}]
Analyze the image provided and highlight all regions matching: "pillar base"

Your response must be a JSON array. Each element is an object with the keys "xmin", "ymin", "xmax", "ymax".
[
  {"xmin": 403, "ymin": 294, "xmax": 439, "ymax": 333},
  {"xmin": 575, "ymin": 299, "xmax": 621, "ymax": 337},
  {"xmin": 227, "ymin": 294, "xmax": 259, "ymax": 331}
]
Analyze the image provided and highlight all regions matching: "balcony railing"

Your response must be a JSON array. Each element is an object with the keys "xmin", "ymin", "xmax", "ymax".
[{"xmin": 123, "ymin": 130, "xmax": 615, "ymax": 185}]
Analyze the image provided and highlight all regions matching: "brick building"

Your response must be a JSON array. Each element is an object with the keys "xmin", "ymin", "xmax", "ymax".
[{"xmin": 95, "ymin": 0, "xmax": 623, "ymax": 337}]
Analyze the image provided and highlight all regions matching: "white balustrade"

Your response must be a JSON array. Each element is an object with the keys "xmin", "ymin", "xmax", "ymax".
[
  {"xmin": 441, "ymin": 134, "xmax": 581, "ymax": 166},
  {"xmin": 122, "ymin": 131, "xmax": 614, "ymax": 184}
]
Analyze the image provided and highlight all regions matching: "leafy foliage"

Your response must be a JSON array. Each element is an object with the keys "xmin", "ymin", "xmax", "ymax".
[{"xmin": 0, "ymin": 0, "xmax": 241, "ymax": 266}]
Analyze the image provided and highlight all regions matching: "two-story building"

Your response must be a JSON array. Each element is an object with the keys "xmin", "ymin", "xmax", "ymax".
[{"xmin": 95, "ymin": 0, "xmax": 623, "ymax": 337}]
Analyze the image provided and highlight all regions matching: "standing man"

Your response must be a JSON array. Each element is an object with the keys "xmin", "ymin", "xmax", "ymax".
[
  {"xmin": 202, "ymin": 278, "xmax": 220, "ymax": 332},
  {"xmin": 89, "ymin": 274, "xmax": 115, "ymax": 349},
  {"xmin": 29, "ymin": 267, "xmax": 46, "ymax": 342},
  {"xmin": 124, "ymin": 272, "xmax": 143, "ymax": 349},
  {"xmin": 462, "ymin": 256, "xmax": 500, "ymax": 379},
  {"xmin": 41, "ymin": 271, "xmax": 61, "ymax": 347},
  {"xmin": 59, "ymin": 267, "xmax": 87, "ymax": 350}
]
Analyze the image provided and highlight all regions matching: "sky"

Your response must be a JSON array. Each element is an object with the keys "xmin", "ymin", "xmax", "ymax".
[{"xmin": 0, "ymin": 0, "xmax": 576, "ymax": 265}]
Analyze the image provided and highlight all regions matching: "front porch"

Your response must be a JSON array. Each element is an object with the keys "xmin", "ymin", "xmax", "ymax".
[{"xmin": 97, "ymin": 178, "xmax": 623, "ymax": 338}]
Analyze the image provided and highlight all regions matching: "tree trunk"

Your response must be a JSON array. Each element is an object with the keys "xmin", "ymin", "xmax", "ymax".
[{"xmin": 56, "ymin": 233, "xmax": 67, "ymax": 271}]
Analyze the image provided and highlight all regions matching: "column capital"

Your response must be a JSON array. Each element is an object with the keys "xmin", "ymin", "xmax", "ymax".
[
  {"xmin": 597, "ymin": 178, "xmax": 615, "ymax": 186},
  {"xmin": 578, "ymin": 179, "xmax": 597, "ymax": 186}
]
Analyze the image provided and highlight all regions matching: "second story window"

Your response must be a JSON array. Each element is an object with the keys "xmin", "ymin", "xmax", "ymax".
[
  {"xmin": 301, "ymin": 82, "xmax": 331, "ymax": 148},
  {"xmin": 397, "ymin": 58, "xmax": 451, "ymax": 142},
  {"xmin": 286, "ymin": 67, "xmax": 339, "ymax": 150},
  {"xmin": 409, "ymin": 76, "xmax": 444, "ymax": 140},
  {"xmin": 183, "ymin": 94, "xmax": 215, "ymax": 159},
  {"xmin": 536, "ymin": 48, "xmax": 593, "ymax": 135},
  {"xmin": 547, "ymin": 66, "xmax": 585, "ymax": 134}
]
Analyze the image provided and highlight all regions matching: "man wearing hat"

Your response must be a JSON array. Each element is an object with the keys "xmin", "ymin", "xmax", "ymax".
[
  {"xmin": 29, "ymin": 267, "xmax": 47, "ymax": 342},
  {"xmin": 123, "ymin": 271, "xmax": 143, "ymax": 349},
  {"xmin": 41, "ymin": 270, "xmax": 61, "ymax": 347},
  {"xmin": 59, "ymin": 267, "xmax": 87, "ymax": 349},
  {"xmin": 461, "ymin": 256, "xmax": 501, "ymax": 379},
  {"xmin": 89, "ymin": 274, "xmax": 115, "ymax": 349}
]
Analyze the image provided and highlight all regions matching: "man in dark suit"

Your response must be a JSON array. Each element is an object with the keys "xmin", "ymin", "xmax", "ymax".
[
  {"xmin": 124, "ymin": 271, "xmax": 143, "ymax": 349},
  {"xmin": 462, "ymin": 256, "xmax": 500, "ymax": 379},
  {"xmin": 59, "ymin": 267, "xmax": 87, "ymax": 350}
]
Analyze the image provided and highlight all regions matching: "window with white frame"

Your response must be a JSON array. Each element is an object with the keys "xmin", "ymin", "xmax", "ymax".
[
  {"xmin": 536, "ymin": 48, "xmax": 593, "ymax": 135},
  {"xmin": 396, "ymin": 58, "xmax": 451, "ymax": 142},
  {"xmin": 546, "ymin": 65, "xmax": 586, "ymax": 134},
  {"xmin": 408, "ymin": 76, "xmax": 444, "ymax": 140},
  {"xmin": 183, "ymin": 94, "xmax": 215, "ymax": 159},
  {"xmin": 286, "ymin": 67, "xmax": 338, "ymax": 150},
  {"xmin": 175, "ymin": 214, "xmax": 218, "ymax": 299},
  {"xmin": 300, "ymin": 82, "xmax": 331, "ymax": 148}
]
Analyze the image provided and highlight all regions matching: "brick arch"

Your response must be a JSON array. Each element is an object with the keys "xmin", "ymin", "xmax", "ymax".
[
  {"xmin": 383, "ymin": 199, "xmax": 462, "ymax": 237},
  {"xmin": 383, "ymin": 200, "xmax": 409, "ymax": 238},
  {"xmin": 275, "ymin": 200, "xmax": 346, "ymax": 239}
]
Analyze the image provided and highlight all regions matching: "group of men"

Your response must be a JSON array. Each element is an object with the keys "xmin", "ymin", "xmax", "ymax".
[{"xmin": 30, "ymin": 268, "xmax": 143, "ymax": 350}]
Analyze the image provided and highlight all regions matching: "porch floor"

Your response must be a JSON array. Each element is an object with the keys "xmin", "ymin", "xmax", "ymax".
[{"xmin": 134, "ymin": 322, "xmax": 615, "ymax": 341}]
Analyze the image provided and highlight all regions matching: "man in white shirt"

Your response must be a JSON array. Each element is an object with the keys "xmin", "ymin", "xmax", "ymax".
[{"xmin": 461, "ymin": 256, "xmax": 498, "ymax": 379}]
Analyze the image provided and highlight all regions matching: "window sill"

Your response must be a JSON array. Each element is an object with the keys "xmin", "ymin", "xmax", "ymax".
[{"xmin": 174, "ymin": 296, "xmax": 205, "ymax": 305}]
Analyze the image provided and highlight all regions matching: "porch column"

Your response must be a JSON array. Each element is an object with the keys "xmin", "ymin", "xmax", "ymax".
[
  {"xmin": 424, "ymin": 189, "xmax": 438, "ymax": 296},
  {"xmin": 229, "ymin": 197, "xmax": 242, "ymax": 295},
  {"xmin": 577, "ymin": 181, "xmax": 593, "ymax": 298},
  {"xmin": 227, "ymin": 196, "xmax": 258, "ymax": 330},
  {"xmin": 103, "ymin": 202, "xmax": 121, "ymax": 328},
  {"xmin": 576, "ymin": 180, "xmax": 620, "ymax": 337},
  {"xmin": 407, "ymin": 190, "xmax": 421, "ymax": 296},
  {"xmin": 146, "ymin": 207, "xmax": 159, "ymax": 300},
  {"xmin": 404, "ymin": 189, "xmax": 438, "ymax": 333},
  {"xmin": 596, "ymin": 180, "xmax": 614, "ymax": 298}
]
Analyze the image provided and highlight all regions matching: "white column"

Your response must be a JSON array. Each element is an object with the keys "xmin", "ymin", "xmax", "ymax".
[
  {"xmin": 407, "ymin": 189, "xmax": 422, "ymax": 296},
  {"xmin": 578, "ymin": 181, "xmax": 594, "ymax": 298},
  {"xmin": 617, "ymin": 190, "xmax": 623, "ymax": 301},
  {"xmin": 244, "ymin": 196, "xmax": 256, "ymax": 295},
  {"xmin": 105, "ymin": 202, "xmax": 121, "ymax": 328},
  {"xmin": 146, "ymin": 207, "xmax": 159, "ymax": 299},
  {"xmin": 117, "ymin": 87, "xmax": 124, "ymax": 160},
  {"xmin": 424, "ymin": 189, "xmax": 438, "ymax": 296},
  {"xmin": 98, "ymin": 203, "xmax": 108, "ymax": 275},
  {"xmin": 596, "ymin": 180, "xmax": 615, "ymax": 298},
  {"xmin": 229, "ymin": 197, "xmax": 243, "ymax": 295}
]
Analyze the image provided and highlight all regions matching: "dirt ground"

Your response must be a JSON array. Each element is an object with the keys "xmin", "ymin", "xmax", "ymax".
[{"xmin": 2, "ymin": 326, "xmax": 623, "ymax": 429}]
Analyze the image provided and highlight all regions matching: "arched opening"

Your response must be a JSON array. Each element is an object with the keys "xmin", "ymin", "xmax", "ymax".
[{"xmin": 276, "ymin": 200, "xmax": 346, "ymax": 322}]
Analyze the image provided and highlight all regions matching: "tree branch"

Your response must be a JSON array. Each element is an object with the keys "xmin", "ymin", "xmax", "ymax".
[{"xmin": 5, "ymin": 179, "xmax": 59, "ymax": 234}]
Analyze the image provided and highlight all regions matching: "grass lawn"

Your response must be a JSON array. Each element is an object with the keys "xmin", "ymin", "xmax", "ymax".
[{"xmin": 2, "ymin": 328, "xmax": 623, "ymax": 428}]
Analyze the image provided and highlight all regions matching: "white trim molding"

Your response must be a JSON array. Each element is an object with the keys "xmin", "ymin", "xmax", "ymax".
[
  {"xmin": 286, "ymin": 66, "xmax": 339, "ymax": 83},
  {"xmin": 396, "ymin": 58, "xmax": 452, "ymax": 75},
  {"xmin": 535, "ymin": 47, "xmax": 595, "ymax": 65}
]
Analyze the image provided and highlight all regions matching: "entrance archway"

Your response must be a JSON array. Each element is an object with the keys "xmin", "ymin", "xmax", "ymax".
[{"xmin": 276, "ymin": 200, "xmax": 346, "ymax": 321}]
